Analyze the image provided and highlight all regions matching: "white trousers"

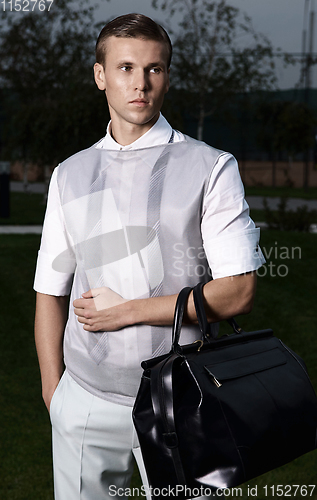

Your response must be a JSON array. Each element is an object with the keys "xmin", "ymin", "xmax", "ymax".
[
  {"xmin": 50, "ymin": 371, "xmax": 151, "ymax": 500},
  {"xmin": 50, "ymin": 371, "xmax": 210, "ymax": 500}
]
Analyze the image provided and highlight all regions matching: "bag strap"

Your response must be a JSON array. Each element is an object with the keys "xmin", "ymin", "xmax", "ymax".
[
  {"xmin": 172, "ymin": 282, "xmax": 244, "ymax": 352},
  {"xmin": 150, "ymin": 353, "xmax": 188, "ymax": 486},
  {"xmin": 192, "ymin": 281, "xmax": 217, "ymax": 340},
  {"xmin": 193, "ymin": 281, "xmax": 245, "ymax": 336},
  {"xmin": 171, "ymin": 286, "xmax": 193, "ymax": 353}
]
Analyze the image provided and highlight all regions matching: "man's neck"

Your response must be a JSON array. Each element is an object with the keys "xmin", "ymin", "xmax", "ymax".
[{"xmin": 110, "ymin": 114, "xmax": 160, "ymax": 146}]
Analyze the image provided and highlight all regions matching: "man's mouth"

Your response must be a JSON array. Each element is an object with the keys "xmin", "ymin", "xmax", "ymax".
[{"xmin": 130, "ymin": 99, "xmax": 149, "ymax": 107}]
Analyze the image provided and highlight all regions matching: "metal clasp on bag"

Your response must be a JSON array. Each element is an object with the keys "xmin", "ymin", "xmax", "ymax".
[
  {"xmin": 204, "ymin": 366, "xmax": 223, "ymax": 388},
  {"xmin": 210, "ymin": 374, "xmax": 222, "ymax": 388},
  {"xmin": 193, "ymin": 339, "xmax": 204, "ymax": 352}
]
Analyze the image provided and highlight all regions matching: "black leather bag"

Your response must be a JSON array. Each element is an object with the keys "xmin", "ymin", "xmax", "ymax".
[{"xmin": 133, "ymin": 283, "xmax": 317, "ymax": 498}]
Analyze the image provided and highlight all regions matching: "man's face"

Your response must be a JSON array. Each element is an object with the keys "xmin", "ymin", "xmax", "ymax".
[{"xmin": 94, "ymin": 36, "xmax": 170, "ymax": 135}]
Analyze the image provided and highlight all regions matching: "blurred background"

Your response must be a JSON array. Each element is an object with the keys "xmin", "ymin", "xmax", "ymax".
[
  {"xmin": 1, "ymin": 0, "xmax": 317, "ymax": 191},
  {"xmin": 0, "ymin": 1, "xmax": 316, "ymax": 499}
]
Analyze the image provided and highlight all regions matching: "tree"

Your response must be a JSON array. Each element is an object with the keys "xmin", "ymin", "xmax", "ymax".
[
  {"xmin": 256, "ymin": 99, "xmax": 316, "ymax": 188},
  {"xmin": 152, "ymin": 0, "xmax": 278, "ymax": 141},
  {"xmin": 0, "ymin": 0, "xmax": 108, "ymax": 189},
  {"xmin": 256, "ymin": 100, "xmax": 285, "ymax": 187},
  {"xmin": 277, "ymin": 101, "xmax": 316, "ymax": 189}
]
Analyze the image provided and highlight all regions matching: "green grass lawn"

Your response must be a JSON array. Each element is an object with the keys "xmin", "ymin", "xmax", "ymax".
[
  {"xmin": 245, "ymin": 186, "xmax": 317, "ymax": 200},
  {"xmin": 0, "ymin": 231, "xmax": 316, "ymax": 499},
  {"xmin": 0, "ymin": 192, "xmax": 46, "ymax": 226},
  {"xmin": 250, "ymin": 208, "xmax": 266, "ymax": 222},
  {"xmin": 0, "ymin": 235, "xmax": 53, "ymax": 499}
]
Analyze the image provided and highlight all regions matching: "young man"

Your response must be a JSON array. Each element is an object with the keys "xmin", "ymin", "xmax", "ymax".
[{"xmin": 34, "ymin": 13, "xmax": 265, "ymax": 500}]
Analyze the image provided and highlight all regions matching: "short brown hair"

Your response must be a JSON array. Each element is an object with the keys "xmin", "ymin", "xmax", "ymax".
[{"xmin": 95, "ymin": 13, "xmax": 172, "ymax": 69}]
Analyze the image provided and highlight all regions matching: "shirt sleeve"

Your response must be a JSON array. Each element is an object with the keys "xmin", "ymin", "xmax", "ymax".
[
  {"xmin": 201, "ymin": 153, "xmax": 265, "ymax": 279},
  {"xmin": 33, "ymin": 166, "xmax": 76, "ymax": 296}
]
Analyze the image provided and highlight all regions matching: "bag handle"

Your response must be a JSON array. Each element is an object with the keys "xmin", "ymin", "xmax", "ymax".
[
  {"xmin": 171, "ymin": 283, "xmax": 244, "ymax": 353},
  {"xmin": 171, "ymin": 287, "xmax": 192, "ymax": 353},
  {"xmin": 192, "ymin": 281, "xmax": 218, "ymax": 341},
  {"xmin": 193, "ymin": 281, "xmax": 245, "ymax": 337}
]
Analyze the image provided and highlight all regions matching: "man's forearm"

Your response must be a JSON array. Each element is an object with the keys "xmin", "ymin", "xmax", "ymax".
[
  {"xmin": 132, "ymin": 272, "xmax": 257, "ymax": 326},
  {"xmin": 74, "ymin": 272, "xmax": 257, "ymax": 332},
  {"xmin": 34, "ymin": 292, "xmax": 69, "ymax": 411}
]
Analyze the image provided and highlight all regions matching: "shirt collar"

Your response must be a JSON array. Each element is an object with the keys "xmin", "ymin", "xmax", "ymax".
[{"xmin": 97, "ymin": 114, "xmax": 173, "ymax": 151}]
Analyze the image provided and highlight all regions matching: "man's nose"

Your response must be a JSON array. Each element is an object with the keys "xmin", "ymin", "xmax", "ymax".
[{"xmin": 134, "ymin": 70, "xmax": 149, "ymax": 91}]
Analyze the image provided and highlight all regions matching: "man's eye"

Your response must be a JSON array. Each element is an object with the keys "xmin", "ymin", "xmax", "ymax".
[
  {"xmin": 150, "ymin": 67, "xmax": 162, "ymax": 74},
  {"xmin": 121, "ymin": 66, "xmax": 132, "ymax": 72}
]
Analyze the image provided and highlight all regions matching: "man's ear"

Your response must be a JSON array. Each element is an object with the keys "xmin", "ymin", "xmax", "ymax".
[{"xmin": 94, "ymin": 63, "xmax": 106, "ymax": 91}]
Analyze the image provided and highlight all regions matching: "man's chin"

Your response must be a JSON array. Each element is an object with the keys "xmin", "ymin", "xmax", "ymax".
[{"xmin": 128, "ymin": 111, "xmax": 160, "ymax": 128}]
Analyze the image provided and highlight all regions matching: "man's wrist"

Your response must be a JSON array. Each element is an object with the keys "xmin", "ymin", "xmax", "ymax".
[
  {"xmin": 124, "ymin": 295, "xmax": 178, "ymax": 327},
  {"xmin": 125, "ymin": 298, "xmax": 144, "ymax": 326}
]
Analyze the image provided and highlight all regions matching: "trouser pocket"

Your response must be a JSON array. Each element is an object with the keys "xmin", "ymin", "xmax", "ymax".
[{"xmin": 49, "ymin": 371, "xmax": 66, "ymax": 424}]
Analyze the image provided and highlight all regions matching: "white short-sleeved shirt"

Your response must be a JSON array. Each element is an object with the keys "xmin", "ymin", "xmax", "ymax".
[{"xmin": 34, "ymin": 113, "xmax": 265, "ymax": 406}]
